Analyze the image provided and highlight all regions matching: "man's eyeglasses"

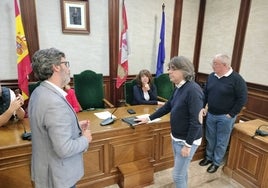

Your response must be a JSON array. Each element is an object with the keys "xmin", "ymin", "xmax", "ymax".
[{"xmin": 60, "ymin": 61, "xmax": 70, "ymax": 68}]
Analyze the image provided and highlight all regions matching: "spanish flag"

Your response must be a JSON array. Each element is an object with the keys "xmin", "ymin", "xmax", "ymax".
[{"xmin": 15, "ymin": 0, "xmax": 32, "ymax": 100}]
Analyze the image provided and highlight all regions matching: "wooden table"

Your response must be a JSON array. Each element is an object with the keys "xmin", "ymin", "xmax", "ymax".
[
  {"xmin": 0, "ymin": 105, "xmax": 206, "ymax": 187},
  {"xmin": 0, "ymin": 105, "xmax": 169, "ymax": 187},
  {"xmin": 223, "ymin": 119, "xmax": 268, "ymax": 188}
]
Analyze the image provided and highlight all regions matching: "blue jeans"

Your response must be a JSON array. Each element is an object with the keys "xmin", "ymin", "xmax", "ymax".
[
  {"xmin": 205, "ymin": 112, "xmax": 236, "ymax": 166},
  {"xmin": 172, "ymin": 140, "xmax": 198, "ymax": 188}
]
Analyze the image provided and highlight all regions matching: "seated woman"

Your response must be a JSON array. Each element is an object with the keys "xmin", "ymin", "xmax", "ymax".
[
  {"xmin": 133, "ymin": 69, "xmax": 165, "ymax": 105},
  {"xmin": 0, "ymin": 85, "xmax": 25, "ymax": 127},
  {"xmin": 63, "ymin": 84, "xmax": 82, "ymax": 113}
]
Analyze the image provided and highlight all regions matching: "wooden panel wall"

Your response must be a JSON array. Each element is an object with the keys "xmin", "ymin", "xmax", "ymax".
[
  {"xmin": 1, "ymin": 73, "xmax": 267, "ymax": 122},
  {"xmin": 195, "ymin": 73, "xmax": 268, "ymax": 122},
  {"xmin": 242, "ymin": 83, "xmax": 268, "ymax": 121}
]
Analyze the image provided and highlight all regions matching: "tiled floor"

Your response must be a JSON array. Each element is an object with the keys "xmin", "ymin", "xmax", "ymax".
[{"xmin": 105, "ymin": 160, "xmax": 244, "ymax": 188}]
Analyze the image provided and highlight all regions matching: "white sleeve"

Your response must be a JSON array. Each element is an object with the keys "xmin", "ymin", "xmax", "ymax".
[{"xmin": 9, "ymin": 89, "xmax": 16, "ymax": 101}]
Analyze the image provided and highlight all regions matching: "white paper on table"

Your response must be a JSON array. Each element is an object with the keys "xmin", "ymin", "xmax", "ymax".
[
  {"xmin": 136, "ymin": 114, "xmax": 161, "ymax": 123},
  {"xmin": 94, "ymin": 111, "xmax": 116, "ymax": 120}
]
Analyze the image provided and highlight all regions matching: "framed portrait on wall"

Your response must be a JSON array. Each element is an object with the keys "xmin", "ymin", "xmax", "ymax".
[{"xmin": 60, "ymin": 0, "xmax": 90, "ymax": 34}]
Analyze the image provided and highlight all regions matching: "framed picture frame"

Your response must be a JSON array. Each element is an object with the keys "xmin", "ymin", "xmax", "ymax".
[{"xmin": 60, "ymin": 0, "xmax": 90, "ymax": 34}]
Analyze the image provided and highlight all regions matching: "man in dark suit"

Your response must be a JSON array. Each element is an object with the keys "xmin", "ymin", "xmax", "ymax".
[{"xmin": 29, "ymin": 48, "xmax": 92, "ymax": 188}]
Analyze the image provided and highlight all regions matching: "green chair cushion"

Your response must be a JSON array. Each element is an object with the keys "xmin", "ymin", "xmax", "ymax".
[{"xmin": 154, "ymin": 74, "xmax": 174, "ymax": 100}]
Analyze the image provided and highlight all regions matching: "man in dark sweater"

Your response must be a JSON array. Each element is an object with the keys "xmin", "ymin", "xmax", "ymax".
[
  {"xmin": 137, "ymin": 56, "xmax": 204, "ymax": 188},
  {"xmin": 199, "ymin": 54, "xmax": 247, "ymax": 173}
]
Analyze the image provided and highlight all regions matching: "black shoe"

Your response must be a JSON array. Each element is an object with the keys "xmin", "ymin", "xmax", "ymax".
[
  {"xmin": 207, "ymin": 164, "xmax": 219, "ymax": 173},
  {"xmin": 199, "ymin": 159, "xmax": 212, "ymax": 166}
]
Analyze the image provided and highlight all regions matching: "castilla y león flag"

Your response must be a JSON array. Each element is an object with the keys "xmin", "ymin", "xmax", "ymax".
[
  {"xmin": 116, "ymin": 1, "xmax": 129, "ymax": 89},
  {"xmin": 15, "ymin": 0, "xmax": 32, "ymax": 100}
]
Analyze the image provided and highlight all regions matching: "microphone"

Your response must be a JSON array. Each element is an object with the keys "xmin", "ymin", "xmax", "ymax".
[
  {"xmin": 19, "ymin": 121, "xmax": 31, "ymax": 141},
  {"xmin": 100, "ymin": 108, "xmax": 117, "ymax": 126},
  {"xmin": 251, "ymin": 124, "xmax": 268, "ymax": 139}
]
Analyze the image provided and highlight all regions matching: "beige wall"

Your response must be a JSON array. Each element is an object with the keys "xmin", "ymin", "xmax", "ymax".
[
  {"xmin": 240, "ymin": 0, "xmax": 268, "ymax": 85},
  {"xmin": 0, "ymin": 0, "xmax": 267, "ymax": 86},
  {"xmin": 179, "ymin": 0, "xmax": 199, "ymax": 62},
  {"xmin": 198, "ymin": 0, "xmax": 240, "ymax": 74},
  {"xmin": 0, "ymin": 0, "xmax": 174, "ymax": 79}
]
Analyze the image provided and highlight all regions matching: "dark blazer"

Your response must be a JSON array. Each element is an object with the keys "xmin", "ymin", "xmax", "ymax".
[
  {"xmin": 28, "ymin": 81, "xmax": 88, "ymax": 188},
  {"xmin": 132, "ymin": 84, "xmax": 158, "ymax": 105}
]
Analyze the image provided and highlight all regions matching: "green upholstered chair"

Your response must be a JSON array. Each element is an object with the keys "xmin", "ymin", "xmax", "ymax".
[
  {"xmin": 28, "ymin": 81, "xmax": 41, "ymax": 96},
  {"xmin": 123, "ymin": 79, "xmax": 137, "ymax": 106},
  {"xmin": 154, "ymin": 73, "xmax": 174, "ymax": 101},
  {"xmin": 73, "ymin": 70, "xmax": 114, "ymax": 110}
]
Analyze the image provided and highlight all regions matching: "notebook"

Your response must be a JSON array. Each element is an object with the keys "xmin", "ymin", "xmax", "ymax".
[
  {"xmin": 122, "ymin": 116, "xmax": 141, "ymax": 127},
  {"xmin": 122, "ymin": 114, "xmax": 161, "ymax": 128}
]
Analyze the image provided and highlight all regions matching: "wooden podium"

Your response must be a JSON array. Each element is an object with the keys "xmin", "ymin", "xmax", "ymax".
[
  {"xmin": 223, "ymin": 119, "xmax": 268, "ymax": 188},
  {"xmin": 0, "ymin": 105, "xmax": 173, "ymax": 188},
  {"xmin": 0, "ymin": 105, "xmax": 206, "ymax": 187},
  {"xmin": 118, "ymin": 158, "xmax": 154, "ymax": 188}
]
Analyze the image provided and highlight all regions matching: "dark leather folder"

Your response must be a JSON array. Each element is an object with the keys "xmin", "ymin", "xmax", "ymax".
[{"xmin": 122, "ymin": 116, "xmax": 140, "ymax": 126}]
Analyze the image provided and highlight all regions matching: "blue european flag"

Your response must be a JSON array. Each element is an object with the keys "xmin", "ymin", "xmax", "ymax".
[{"xmin": 156, "ymin": 6, "xmax": 165, "ymax": 77}]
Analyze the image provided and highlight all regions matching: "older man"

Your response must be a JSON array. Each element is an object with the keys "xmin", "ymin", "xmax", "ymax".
[{"xmin": 199, "ymin": 54, "xmax": 247, "ymax": 173}]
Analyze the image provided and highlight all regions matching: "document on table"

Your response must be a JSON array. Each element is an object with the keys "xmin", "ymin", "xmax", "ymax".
[{"xmin": 94, "ymin": 111, "xmax": 116, "ymax": 120}]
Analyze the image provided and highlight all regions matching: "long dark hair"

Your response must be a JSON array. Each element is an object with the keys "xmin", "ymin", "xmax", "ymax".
[{"xmin": 135, "ymin": 69, "xmax": 154, "ymax": 87}]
